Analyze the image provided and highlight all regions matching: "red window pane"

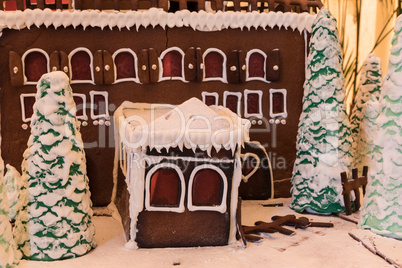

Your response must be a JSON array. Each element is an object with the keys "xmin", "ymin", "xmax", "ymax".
[
  {"xmin": 115, "ymin": 52, "xmax": 136, "ymax": 80},
  {"xmin": 71, "ymin": 51, "xmax": 92, "ymax": 81},
  {"xmin": 192, "ymin": 168, "xmax": 222, "ymax": 206},
  {"xmin": 23, "ymin": 96, "xmax": 36, "ymax": 120},
  {"xmin": 25, "ymin": 52, "xmax": 47, "ymax": 82},
  {"xmin": 73, "ymin": 96, "xmax": 84, "ymax": 117},
  {"xmin": 4, "ymin": 1, "xmax": 17, "ymax": 10},
  {"xmin": 93, "ymin": 94, "xmax": 106, "ymax": 116},
  {"xmin": 150, "ymin": 168, "xmax": 180, "ymax": 206},
  {"xmin": 163, "ymin": 51, "xmax": 182, "ymax": 77},
  {"xmin": 225, "ymin": 95, "xmax": 239, "ymax": 114},
  {"xmin": 205, "ymin": 52, "xmax": 223, "ymax": 78},
  {"xmin": 272, "ymin": 92, "xmax": 284, "ymax": 114},
  {"xmin": 248, "ymin": 52, "xmax": 265, "ymax": 78},
  {"xmin": 205, "ymin": 95, "xmax": 216, "ymax": 106},
  {"xmin": 247, "ymin": 93, "xmax": 260, "ymax": 114}
]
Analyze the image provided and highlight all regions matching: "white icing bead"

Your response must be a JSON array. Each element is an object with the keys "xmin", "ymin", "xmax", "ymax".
[
  {"xmin": 22, "ymin": 123, "xmax": 28, "ymax": 130},
  {"xmin": 151, "ymin": 64, "xmax": 157, "ymax": 70},
  {"xmin": 52, "ymin": 66, "xmax": 57, "ymax": 71},
  {"xmin": 142, "ymin": 65, "xmax": 147, "ymax": 71},
  {"xmin": 269, "ymin": 119, "xmax": 274, "ymax": 124},
  {"xmin": 95, "ymin": 66, "xmax": 100, "ymax": 72},
  {"xmin": 188, "ymin": 63, "xmax": 194, "ymax": 70},
  {"xmin": 105, "ymin": 121, "xmax": 111, "ymax": 126},
  {"xmin": 273, "ymin": 65, "xmax": 279, "ymax": 71},
  {"xmin": 251, "ymin": 120, "xmax": 256, "ymax": 125},
  {"xmin": 13, "ymin": 67, "xmax": 18, "ymax": 74},
  {"xmin": 93, "ymin": 120, "xmax": 99, "ymax": 126},
  {"xmin": 242, "ymin": 65, "xmax": 246, "ymax": 71},
  {"xmin": 275, "ymin": 119, "xmax": 280, "ymax": 124},
  {"xmin": 99, "ymin": 119, "xmax": 105, "ymax": 125},
  {"xmin": 281, "ymin": 119, "xmax": 286, "ymax": 125},
  {"xmin": 104, "ymin": 65, "xmax": 110, "ymax": 71},
  {"xmin": 258, "ymin": 120, "xmax": 262, "ymax": 125},
  {"xmin": 82, "ymin": 121, "xmax": 88, "ymax": 126},
  {"xmin": 200, "ymin": 63, "xmax": 204, "ymax": 69},
  {"xmin": 230, "ymin": 66, "xmax": 237, "ymax": 71},
  {"xmin": 63, "ymin": 66, "xmax": 68, "ymax": 73}
]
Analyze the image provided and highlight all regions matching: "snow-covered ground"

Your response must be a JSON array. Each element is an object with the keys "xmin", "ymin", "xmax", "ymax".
[{"xmin": 19, "ymin": 198, "xmax": 401, "ymax": 268}]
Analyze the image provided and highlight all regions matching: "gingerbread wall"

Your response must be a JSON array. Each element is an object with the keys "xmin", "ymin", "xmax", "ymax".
[{"xmin": 0, "ymin": 22, "xmax": 307, "ymax": 206}]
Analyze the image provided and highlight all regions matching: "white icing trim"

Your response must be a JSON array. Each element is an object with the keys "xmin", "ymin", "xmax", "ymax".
[
  {"xmin": 112, "ymin": 48, "xmax": 140, "ymax": 84},
  {"xmin": 201, "ymin": 91, "xmax": 219, "ymax": 106},
  {"xmin": 72, "ymin": 93, "xmax": 88, "ymax": 121},
  {"xmin": 68, "ymin": 47, "xmax": 95, "ymax": 84},
  {"xmin": 269, "ymin": 88, "xmax": 288, "ymax": 118},
  {"xmin": 158, "ymin": 47, "xmax": 187, "ymax": 82},
  {"xmin": 20, "ymin": 93, "xmax": 36, "ymax": 122},
  {"xmin": 89, "ymin": 90, "xmax": 110, "ymax": 120},
  {"xmin": 223, "ymin": 91, "xmax": 242, "ymax": 116},
  {"xmin": 0, "ymin": 9, "xmax": 316, "ymax": 34},
  {"xmin": 144, "ymin": 162, "xmax": 185, "ymax": 213},
  {"xmin": 21, "ymin": 48, "xmax": 50, "ymax": 85},
  {"xmin": 244, "ymin": 89, "xmax": 263, "ymax": 118},
  {"xmin": 240, "ymin": 152, "xmax": 260, "ymax": 183},
  {"xmin": 228, "ymin": 155, "xmax": 242, "ymax": 244},
  {"xmin": 304, "ymin": 29, "xmax": 308, "ymax": 81},
  {"xmin": 245, "ymin": 49, "xmax": 268, "ymax": 83},
  {"xmin": 187, "ymin": 164, "xmax": 227, "ymax": 213},
  {"xmin": 145, "ymin": 155, "xmax": 234, "ymax": 164},
  {"xmin": 202, "ymin": 48, "xmax": 227, "ymax": 83}
]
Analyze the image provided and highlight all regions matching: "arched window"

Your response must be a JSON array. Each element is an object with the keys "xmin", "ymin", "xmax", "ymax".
[
  {"xmin": 113, "ymin": 49, "xmax": 139, "ymax": 83},
  {"xmin": 159, "ymin": 47, "xmax": 186, "ymax": 82},
  {"xmin": 188, "ymin": 164, "xmax": 227, "ymax": 213},
  {"xmin": 145, "ymin": 163, "xmax": 185, "ymax": 212},
  {"xmin": 246, "ymin": 49, "xmax": 267, "ymax": 82},
  {"xmin": 69, "ymin": 48, "xmax": 94, "ymax": 84},
  {"xmin": 203, "ymin": 49, "xmax": 227, "ymax": 83},
  {"xmin": 22, "ymin": 49, "xmax": 49, "ymax": 85}
]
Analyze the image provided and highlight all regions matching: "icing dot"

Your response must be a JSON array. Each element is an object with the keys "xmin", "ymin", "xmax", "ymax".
[
  {"xmin": 82, "ymin": 121, "xmax": 88, "ymax": 126},
  {"xmin": 142, "ymin": 65, "xmax": 147, "ymax": 71},
  {"xmin": 105, "ymin": 121, "xmax": 111, "ymax": 126},
  {"xmin": 22, "ymin": 123, "xmax": 28, "ymax": 130},
  {"xmin": 251, "ymin": 120, "xmax": 256, "ymax": 125},
  {"xmin": 99, "ymin": 119, "xmax": 105, "ymax": 125},
  {"xmin": 258, "ymin": 120, "xmax": 262, "ymax": 125},
  {"xmin": 95, "ymin": 66, "xmax": 101, "ymax": 72},
  {"xmin": 151, "ymin": 64, "xmax": 157, "ymax": 70},
  {"xmin": 281, "ymin": 119, "xmax": 286, "ymax": 125},
  {"xmin": 200, "ymin": 63, "xmax": 204, "ymax": 69},
  {"xmin": 188, "ymin": 63, "xmax": 194, "ymax": 69},
  {"xmin": 269, "ymin": 119, "xmax": 274, "ymax": 124},
  {"xmin": 93, "ymin": 120, "xmax": 99, "ymax": 126},
  {"xmin": 63, "ymin": 66, "xmax": 68, "ymax": 73},
  {"xmin": 230, "ymin": 66, "xmax": 237, "ymax": 71},
  {"xmin": 242, "ymin": 65, "xmax": 246, "ymax": 70},
  {"xmin": 52, "ymin": 66, "xmax": 57, "ymax": 71},
  {"xmin": 273, "ymin": 65, "xmax": 279, "ymax": 71},
  {"xmin": 105, "ymin": 65, "xmax": 110, "ymax": 71},
  {"xmin": 275, "ymin": 119, "xmax": 280, "ymax": 124},
  {"xmin": 13, "ymin": 67, "xmax": 18, "ymax": 74}
]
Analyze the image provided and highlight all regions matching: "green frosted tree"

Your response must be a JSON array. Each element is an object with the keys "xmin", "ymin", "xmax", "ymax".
[
  {"xmin": 290, "ymin": 7, "xmax": 353, "ymax": 214},
  {"xmin": 351, "ymin": 53, "xmax": 382, "ymax": 173},
  {"xmin": 4, "ymin": 164, "xmax": 20, "ymax": 221},
  {"xmin": 0, "ymin": 158, "xmax": 20, "ymax": 267},
  {"xmin": 13, "ymin": 71, "xmax": 96, "ymax": 260},
  {"xmin": 359, "ymin": 15, "xmax": 402, "ymax": 239}
]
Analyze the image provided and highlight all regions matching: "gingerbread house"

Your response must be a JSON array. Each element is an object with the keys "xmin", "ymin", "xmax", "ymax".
[
  {"xmin": 0, "ymin": 0, "xmax": 322, "ymax": 206},
  {"xmin": 114, "ymin": 98, "xmax": 250, "ymax": 248}
]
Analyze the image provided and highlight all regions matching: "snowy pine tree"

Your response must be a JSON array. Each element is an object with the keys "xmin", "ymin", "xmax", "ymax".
[
  {"xmin": 350, "ymin": 54, "xmax": 382, "ymax": 173},
  {"xmin": 359, "ymin": 15, "xmax": 402, "ymax": 239},
  {"xmin": 13, "ymin": 71, "xmax": 96, "ymax": 260},
  {"xmin": 290, "ymin": 7, "xmax": 353, "ymax": 214},
  {"xmin": 4, "ymin": 164, "xmax": 20, "ymax": 221},
  {"xmin": 0, "ymin": 158, "xmax": 20, "ymax": 267}
]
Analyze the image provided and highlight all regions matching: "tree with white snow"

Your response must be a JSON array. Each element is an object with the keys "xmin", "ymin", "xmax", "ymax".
[
  {"xmin": 290, "ymin": 7, "xmax": 353, "ymax": 214},
  {"xmin": 359, "ymin": 15, "xmax": 402, "ymax": 239},
  {"xmin": 13, "ymin": 71, "xmax": 96, "ymax": 260}
]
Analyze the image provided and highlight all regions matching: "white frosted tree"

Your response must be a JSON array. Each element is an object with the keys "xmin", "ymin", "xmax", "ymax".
[
  {"xmin": 359, "ymin": 15, "xmax": 402, "ymax": 239},
  {"xmin": 13, "ymin": 71, "xmax": 96, "ymax": 260},
  {"xmin": 351, "ymin": 53, "xmax": 382, "ymax": 173},
  {"xmin": 4, "ymin": 165, "xmax": 20, "ymax": 221},
  {"xmin": 290, "ymin": 7, "xmax": 353, "ymax": 214},
  {"xmin": 0, "ymin": 158, "xmax": 20, "ymax": 267}
]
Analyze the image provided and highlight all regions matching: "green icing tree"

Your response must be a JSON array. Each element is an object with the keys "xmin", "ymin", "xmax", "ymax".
[
  {"xmin": 351, "ymin": 53, "xmax": 382, "ymax": 173},
  {"xmin": 0, "ymin": 158, "xmax": 20, "ymax": 267},
  {"xmin": 13, "ymin": 71, "xmax": 96, "ymax": 260},
  {"xmin": 4, "ymin": 165, "xmax": 20, "ymax": 221},
  {"xmin": 290, "ymin": 7, "xmax": 353, "ymax": 214},
  {"xmin": 359, "ymin": 15, "xmax": 402, "ymax": 239}
]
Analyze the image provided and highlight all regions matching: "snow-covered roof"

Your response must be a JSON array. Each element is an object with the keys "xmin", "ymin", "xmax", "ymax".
[
  {"xmin": 116, "ymin": 98, "xmax": 250, "ymax": 154},
  {"xmin": 0, "ymin": 7, "xmax": 317, "ymax": 33}
]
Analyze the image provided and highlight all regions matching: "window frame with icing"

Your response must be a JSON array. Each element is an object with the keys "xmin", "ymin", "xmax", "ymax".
[
  {"xmin": 89, "ymin": 91, "xmax": 110, "ymax": 120},
  {"xmin": 112, "ymin": 48, "xmax": 140, "ymax": 84},
  {"xmin": 145, "ymin": 162, "xmax": 185, "ymax": 213},
  {"xmin": 187, "ymin": 164, "xmax": 227, "ymax": 213},
  {"xmin": 158, "ymin": 47, "xmax": 187, "ymax": 83},
  {"xmin": 245, "ymin": 49, "xmax": 268, "ymax": 83},
  {"xmin": 22, "ymin": 48, "xmax": 50, "ymax": 85},
  {"xmin": 269, "ymin": 88, "xmax": 288, "ymax": 118},
  {"xmin": 202, "ymin": 48, "xmax": 228, "ymax": 83},
  {"xmin": 68, "ymin": 47, "xmax": 95, "ymax": 85},
  {"xmin": 72, "ymin": 93, "xmax": 88, "ymax": 121},
  {"xmin": 20, "ymin": 93, "xmax": 37, "ymax": 122},
  {"xmin": 223, "ymin": 91, "xmax": 242, "ymax": 116},
  {"xmin": 201, "ymin": 91, "xmax": 219, "ymax": 106},
  {"xmin": 244, "ymin": 89, "xmax": 263, "ymax": 118}
]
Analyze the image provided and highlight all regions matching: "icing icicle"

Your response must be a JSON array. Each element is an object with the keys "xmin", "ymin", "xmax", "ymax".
[
  {"xmin": 290, "ymin": 8, "xmax": 352, "ymax": 214},
  {"xmin": 13, "ymin": 71, "xmax": 96, "ymax": 260}
]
